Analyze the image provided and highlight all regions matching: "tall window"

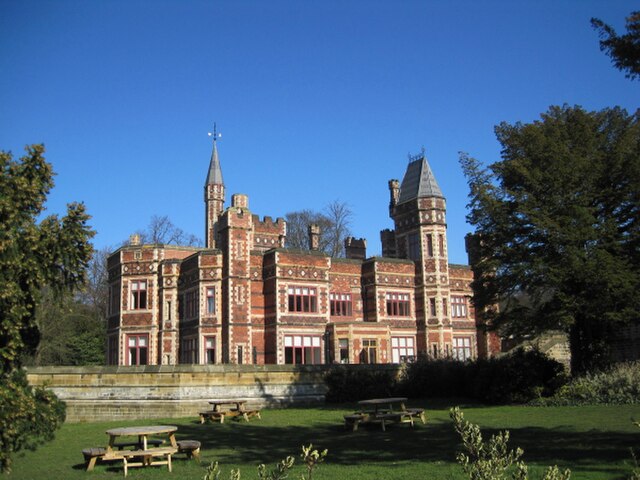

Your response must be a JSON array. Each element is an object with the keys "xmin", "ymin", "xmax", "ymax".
[
  {"xmin": 181, "ymin": 338, "xmax": 197, "ymax": 363},
  {"xmin": 204, "ymin": 336, "xmax": 216, "ymax": 364},
  {"xmin": 288, "ymin": 286, "xmax": 317, "ymax": 313},
  {"xmin": 284, "ymin": 335, "xmax": 321, "ymax": 364},
  {"xmin": 130, "ymin": 280, "xmax": 147, "ymax": 310},
  {"xmin": 330, "ymin": 293, "xmax": 352, "ymax": 316},
  {"xmin": 391, "ymin": 336, "xmax": 415, "ymax": 363},
  {"xmin": 108, "ymin": 336, "xmax": 118, "ymax": 365},
  {"xmin": 109, "ymin": 285, "xmax": 120, "ymax": 315},
  {"xmin": 438, "ymin": 234, "xmax": 445, "ymax": 256},
  {"xmin": 451, "ymin": 296, "xmax": 467, "ymax": 318},
  {"xmin": 127, "ymin": 334, "xmax": 148, "ymax": 365},
  {"xmin": 339, "ymin": 338, "xmax": 349, "ymax": 364},
  {"xmin": 453, "ymin": 337, "xmax": 472, "ymax": 361},
  {"xmin": 430, "ymin": 298, "xmax": 437, "ymax": 316},
  {"xmin": 206, "ymin": 287, "xmax": 216, "ymax": 314},
  {"xmin": 237, "ymin": 346, "xmax": 243, "ymax": 364},
  {"xmin": 386, "ymin": 292, "xmax": 410, "ymax": 316},
  {"xmin": 442, "ymin": 298, "xmax": 448, "ymax": 316},
  {"xmin": 185, "ymin": 290, "xmax": 198, "ymax": 319},
  {"xmin": 407, "ymin": 233, "xmax": 421, "ymax": 260},
  {"xmin": 426, "ymin": 234, "xmax": 434, "ymax": 257},
  {"xmin": 360, "ymin": 339, "xmax": 377, "ymax": 364}
]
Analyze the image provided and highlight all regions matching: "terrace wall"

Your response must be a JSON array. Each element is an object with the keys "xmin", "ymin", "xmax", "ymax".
[{"xmin": 26, "ymin": 365, "xmax": 332, "ymax": 423}]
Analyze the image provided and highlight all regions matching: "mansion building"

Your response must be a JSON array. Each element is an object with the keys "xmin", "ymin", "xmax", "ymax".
[{"xmin": 106, "ymin": 140, "xmax": 500, "ymax": 366}]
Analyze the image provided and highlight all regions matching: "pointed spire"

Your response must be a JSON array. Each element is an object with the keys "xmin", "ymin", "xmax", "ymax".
[
  {"xmin": 205, "ymin": 123, "xmax": 224, "ymax": 186},
  {"xmin": 397, "ymin": 149, "xmax": 443, "ymax": 203}
]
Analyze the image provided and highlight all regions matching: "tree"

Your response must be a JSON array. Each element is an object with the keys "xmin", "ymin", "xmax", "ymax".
[
  {"xmin": 592, "ymin": 11, "xmax": 640, "ymax": 80},
  {"xmin": 460, "ymin": 105, "xmax": 640, "ymax": 375},
  {"xmin": 285, "ymin": 201, "xmax": 353, "ymax": 257},
  {"xmin": 0, "ymin": 144, "xmax": 94, "ymax": 472},
  {"xmin": 130, "ymin": 214, "xmax": 201, "ymax": 246}
]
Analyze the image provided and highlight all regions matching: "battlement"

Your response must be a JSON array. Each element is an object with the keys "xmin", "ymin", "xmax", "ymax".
[{"xmin": 345, "ymin": 236, "xmax": 367, "ymax": 260}]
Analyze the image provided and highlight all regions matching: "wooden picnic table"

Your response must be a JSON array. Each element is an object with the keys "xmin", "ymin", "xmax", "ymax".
[
  {"xmin": 104, "ymin": 425, "xmax": 178, "ymax": 476},
  {"xmin": 200, "ymin": 399, "xmax": 261, "ymax": 423},
  {"xmin": 357, "ymin": 397, "xmax": 408, "ymax": 414},
  {"xmin": 345, "ymin": 397, "xmax": 425, "ymax": 432}
]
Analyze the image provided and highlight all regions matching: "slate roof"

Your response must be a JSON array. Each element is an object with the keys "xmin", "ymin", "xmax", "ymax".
[
  {"xmin": 205, "ymin": 141, "xmax": 224, "ymax": 186},
  {"xmin": 397, "ymin": 154, "xmax": 443, "ymax": 203}
]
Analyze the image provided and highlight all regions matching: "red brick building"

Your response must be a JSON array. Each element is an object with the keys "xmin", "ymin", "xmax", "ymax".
[{"xmin": 106, "ymin": 141, "xmax": 500, "ymax": 365}]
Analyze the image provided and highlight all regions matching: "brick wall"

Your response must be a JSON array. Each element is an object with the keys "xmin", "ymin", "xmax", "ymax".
[{"xmin": 26, "ymin": 365, "xmax": 328, "ymax": 423}]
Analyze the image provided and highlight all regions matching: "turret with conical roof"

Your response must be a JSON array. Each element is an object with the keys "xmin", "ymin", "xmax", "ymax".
[{"xmin": 205, "ymin": 126, "xmax": 225, "ymax": 249}]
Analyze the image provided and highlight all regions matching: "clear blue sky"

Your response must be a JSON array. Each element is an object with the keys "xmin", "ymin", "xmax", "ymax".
[{"xmin": 1, "ymin": 0, "xmax": 637, "ymax": 264}]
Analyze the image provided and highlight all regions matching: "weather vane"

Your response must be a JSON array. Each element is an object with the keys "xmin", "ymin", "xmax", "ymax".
[{"xmin": 208, "ymin": 123, "xmax": 222, "ymax": 143}]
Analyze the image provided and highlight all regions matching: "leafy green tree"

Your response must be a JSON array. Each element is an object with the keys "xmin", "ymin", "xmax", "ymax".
[
  {"xmin": 592, "ymin": 11, "xmax": 640, "ymax": 80},
  {"xmin": 460, "ymin": 105, "xmax": 640, "ymax": 375},
  {"xmin": 0, "ymin": 144, "xmax": 94, "ymax": 472}
]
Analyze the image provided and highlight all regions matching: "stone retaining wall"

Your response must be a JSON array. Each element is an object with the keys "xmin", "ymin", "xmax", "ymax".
[{"xmin": 26, "ymin": 365, "xmax": 329, "ymax": 423}]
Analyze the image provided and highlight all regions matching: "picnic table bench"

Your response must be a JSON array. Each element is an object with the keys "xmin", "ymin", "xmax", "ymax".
[
  {"xmin": 200, "ymin": 399, "xmax": 261, "ymax": 424},
  {"xmin": 105, "ymin": 447, "xmax": 176, "ymax": 477},
  {"xmin": 344, "ymin": 398, "xmax": 427, "ymax": 432}
]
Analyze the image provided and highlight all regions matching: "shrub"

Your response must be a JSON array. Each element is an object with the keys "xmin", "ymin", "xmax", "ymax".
[
  {"xmin": 450, "ymin": 406, "xmax": 571, "ymax": 480},
  {"xmin": 535, "ymin": 361, "xmax": 640, "ymax": 406},
  {"xmin": 203, "ymin": 444, "xmax": 327, "ymax": 480},
  {"xmin": 0, "ymin": 369, "xmax": 66, "ymax": 473},
  {"xmin": 398, "ymin": 348, "xmax": 566, "ymax": 404},
  {"xmin": 324, "ymin": 365, "xmax": 397, "ymax": 402}
]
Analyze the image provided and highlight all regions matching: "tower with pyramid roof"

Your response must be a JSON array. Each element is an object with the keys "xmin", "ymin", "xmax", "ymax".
[{"xmin": 384, "ymin": 150, "xmax": 458, "ymax": 358}]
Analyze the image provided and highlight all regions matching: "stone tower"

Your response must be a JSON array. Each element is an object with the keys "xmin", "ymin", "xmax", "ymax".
[
  {"xmin": 387, "ymin": 151, "xmax": 453, "ymax": 357},
  {"xmin": 205, "ymin": 131, "xmax": 225, "ymax": 249}
]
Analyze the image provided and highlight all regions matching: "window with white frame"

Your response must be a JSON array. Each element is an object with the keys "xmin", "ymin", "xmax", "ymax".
[
  {"xmin": 330, "ymin": 292, "xmax": 352, "ymax": 316},
  {"xmin": 287, "ymin": 286, "xmax": 317, "ymax": 313},
  {"xmin": 284, "ymin": 335, "xmax": 321, "ymax": 364},
  {"xmin": 339, "ymin": 338, "xmax": 349, "ymax": 364},
  {"xmin": 386, "ymin": 292, "xmax": 410, "ymax": 316},
  {"xmin": 451, "ymin": 296, "xmax": 468, "ymax": 318},
  {"xmin": 453, "ymin": 336, "xmax": 472, "ymax": 361},
  {"xmin": 391, "ymin": 336, "xmax": 415, "ymax": 363},
  {"xmin": 127, "ymin": 334, "xmax": 148, "ymax": 365},
  {"xmin": 360, "ymin": 339, "xmax": 377, "ymax": 364},
  {"xmin": 130, "ymin": 280, "xmax": 147, "ymax": 310},
  {"xmin": 206, "ymin": 287, "xmax": 215, "ymax": 314},
  {"xmin": 204, "ymin": 336, "xmax": 216, "ymax": 364}
]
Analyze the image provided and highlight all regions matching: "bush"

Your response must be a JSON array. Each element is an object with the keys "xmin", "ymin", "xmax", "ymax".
[
  {"xmin": 324, "ymin": 349, "xmax": 567, "ymax": 405},
  {"xmin": 0, "ymin": 369, "xmax": 66, "ymax": 473},
  {"xmin": 398, "ymin": 348, "xmax": 567, "ymax": 404},
  {"xmin": 535, "ymin": 361, "xmax": 640, "ymax": 406},
  {"xmin": 324, "ymin": 365, "xmax": 398, "ymax": 402},
  {"xmin": 450, "ymin": 406, "xmax": 571, "ymax": 480}
]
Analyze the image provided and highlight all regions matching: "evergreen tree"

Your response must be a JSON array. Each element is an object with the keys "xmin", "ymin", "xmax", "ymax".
[
  {"xmin": 592, "ymin": 11, "xmax": 640, "ymax": 81},
  {"xmin": 461, "ymin": 105, "xmax": 640, "ymax": 374},
  {"xmin": 0, "ymin": 144, "xmax": 94, "ymax": 472}
]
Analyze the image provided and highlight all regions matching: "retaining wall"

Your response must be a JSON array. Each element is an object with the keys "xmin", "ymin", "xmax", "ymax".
[{"xmin": 26, "ymin": 365, "xmax": 329, "ymax": 423}]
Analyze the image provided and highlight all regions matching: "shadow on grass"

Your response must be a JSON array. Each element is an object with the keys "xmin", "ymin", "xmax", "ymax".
[{"xmin": 174, "ymin": 413, "xmax": 635, "ymax": 479}]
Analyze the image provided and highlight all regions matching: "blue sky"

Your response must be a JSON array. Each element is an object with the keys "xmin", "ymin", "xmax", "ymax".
[{"xmin": 1, "ymin": 0, "xmax": 637, "ymax": 264}]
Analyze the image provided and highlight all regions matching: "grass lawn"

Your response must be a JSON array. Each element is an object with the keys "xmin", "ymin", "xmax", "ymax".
[{"xmin": 8, "ymin": 400, "xmax": 640, "ymax": 480}]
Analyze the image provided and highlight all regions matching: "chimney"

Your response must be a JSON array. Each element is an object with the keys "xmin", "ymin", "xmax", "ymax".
[
  {"xmin": 129, "ymin": 233, "xmax": 141, "ymax": 246},
  {"xmin": 388, "ymin": 179, "xmax": 400, "ymax": 209},
  {"xmin": 231, "ymin": 193, "xmax": 249, "ymax": 209},
  {"xmin": 344, "ymin": 237, "xmax": 367, "ymax": 260},
  {"xmin": 380, "ymin": 229, "xmax": 397, "ymax": 258},
  {"xmin": 308, "ymin": 224, "xmax": 320, "ymax": 251}
]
